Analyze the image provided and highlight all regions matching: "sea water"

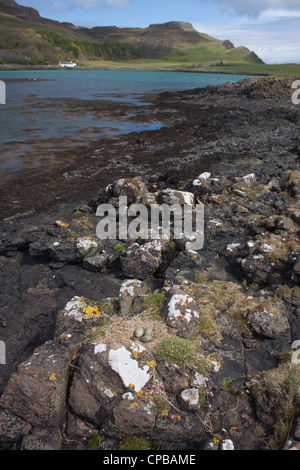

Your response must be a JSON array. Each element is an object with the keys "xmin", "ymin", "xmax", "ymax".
[{"xmin": 0, "ymin": 69, "xmax": 250, "ymax": 172}]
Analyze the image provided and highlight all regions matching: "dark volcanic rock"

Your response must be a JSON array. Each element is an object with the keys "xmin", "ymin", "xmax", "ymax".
[
  {"xmin": 0, "ymin": 340, "xmax": 71, "ymax": 428},
  {"xmin": 0, "ymin": 76, "xmax": 300, "ymax": 451}
]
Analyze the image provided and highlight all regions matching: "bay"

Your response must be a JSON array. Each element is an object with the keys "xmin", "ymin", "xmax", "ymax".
[{"xmin": 0, "ymin": 69, "xmax": 251, "ymax": 173}]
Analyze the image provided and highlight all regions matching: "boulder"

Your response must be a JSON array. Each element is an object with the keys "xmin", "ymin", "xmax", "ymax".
[
  {"xmin": 0, "ymin": 408, "xmax": 31, "ymax": 443},
  {"xmin": 82, "ymin": 251, "xmax": 118, "ymax": 273},
  {"xmin": 161, "ymin": 188, "xmax": 194, "ymax": 206},
  {"xmin": 246, "ymin": 310, "xmax": 290, "ymax": 340},
  {"xmin": 21, "ymin": 427, "xmax": 61, "ymax": 450},
  {"xmin": 178, "ymin": 388, "xmax": 200, "ymax": 411},
  {"xmin": 68, "ymin": 341, "xmax": 156, "ymax": 429},
  {"xmin": 110, "ymin": 178, "xmax": 150, "ymax": 204},
  {"xmin": 239, "ymin": 255, "xmax": 271, "ymax": 286},
  {"xmin": 0, "ymin": 341, "xmax": 71, "ymax": 428},
  {"xmin": 240, "ymin": 173, "xmax": 256, "ymax": 187},
  {"xmin": 108, "ymin": 390, "xmax": 156, "ymax": 437},
  {"xmin": 293, "ymin": 259, "xmax": 300, "ymax": 279},
  {"xmin": 282, "ymin": 170, "xmax": 300, "ymax": 197},
  {"xmin": 162, "ymin": 287, "xmax": 201, "ymax": 338},
  {"xmin": 55, "ymin": 296, "xmax": 114, "ymax": 351},
  {"xmin": 287, "ymin": 201, "xmax": 300, "ymax": 226},
  {"xmin": 276, "ymin": 216, "xmax": 294, "ymax": 231},
  {"xmin": 121, "ymin": 240, "xmax": 167, "ymax": 280},
  {"xmin": 119, "ymin": 279, "xmax": 149, "ymax": 315},
  {"xmin": 155, "ymin": 412, "xmax": 205, "ymax": 443},
  {"xmin": 75, "ymin": 236, "xmax": 99, "ymax": 257},
  {"xmin": 209, "ymin": 313, "xmax": 245, "ymax": 390}
]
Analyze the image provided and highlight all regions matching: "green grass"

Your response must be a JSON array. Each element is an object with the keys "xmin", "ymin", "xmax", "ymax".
[
  {"xmin": 118, "ymin": 435, "xmax": 151, "ymax": 451},
  {"xmin": 113, "ymin": 243, "xmax": 125, "ymax": 253},
  {"xmin": 76, "ymin": 58, "xmax": 300, "ymax": 78},
  {"xmin": 143, "ymin": 293, "xmax": 165, "ymax": 314},
  {"xmin": 251, "ymin": 360, "xmax": 300, "ymax": 450},
  {"xmin": 166, "ymin": 41, "xmax": 262, "ymax": 65},
  {"xmin": 204, "ymin": 62, "xmax": 300, "ymax": 78},
  {"xmin": 156, "ymin": 337, "xmax": 209, "ymax": 375}
]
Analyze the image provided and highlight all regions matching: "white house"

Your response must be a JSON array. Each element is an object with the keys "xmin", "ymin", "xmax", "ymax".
[{"xmin": 58, "ymin": 61, "xmax": 77, "ymax": 68}]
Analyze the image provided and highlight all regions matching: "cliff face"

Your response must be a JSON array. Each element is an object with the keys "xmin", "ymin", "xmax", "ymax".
[
  {"xmin": 140, "ymin": 21, "xmax": 210, "ymax": 46},
  {"xmin": 147, "ymin": 21, "xmax": 196, "ymax": 31},
  {"xmin": 0, "ymin": 0, "xmax": 40, "ymax": 19}
]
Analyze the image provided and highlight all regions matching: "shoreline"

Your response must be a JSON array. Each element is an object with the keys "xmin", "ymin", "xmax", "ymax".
[
  {"xmin": 0, "ymin": 75, "xmax": 298, "ymax": 222},
  {"xmin": 0, "ymin": 65, "xmax": 269, "ymax": 76}
]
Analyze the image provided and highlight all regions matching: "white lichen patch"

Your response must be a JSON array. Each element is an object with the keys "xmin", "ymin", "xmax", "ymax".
[
  {"xmin": 120, "ymin": 279, "xmax": 143, "ymax": 297},
  {"xmin": 191, "ymin": 372, "xmax": 208, "ymax": 388},
  {"xmin": 199, "ymin": 172, "xmax": 211, "ymax": 180},
  {"xmin": 260, "ymin": 243, "xmax": 273, "ymax": 252},
  {"xmin": 64, "ymin": 296, "xmax": 88, "ymax": 322},
  {"xmin": 221, "ymin": 439, "xmax": 234, "ymax": 450},
  {"xmin": 167, "ymin": 294, "xmax": 199, "ymax": 323},
  {"xmin": 108, "ymin": 346, "xmax": 150, "ymax": 392},
  {"xmin": 122, "ymin": 392, "xmax": 134, "ymax": 400},
  {"xmin": 209, "ymin": 358, "xmax": 221, "ymax": 373},
  {"xmin": 143, "ymin": 403, "xmax": 153, "ymax": 415},
  {"xmin": 76, "ymin": 237, "xmax": 97, "ymax": 255},
  {"xmin": 64, "ymin": 297, "xmax": 102, "ymax": 323},
  {"xmin": 93, "ymin": 342, "xmax": 107, "ymax": 355},
  {"xmin": 227, "ymin": 243, "xmax": 240, "ymax": 252},
  {"xmin": 208, "ymin": 219, "xmax": 223, "ymax": 227},
  {"xmin": 180, "ymin": 388, "xmax": 199, "ymax": 407},
  {"xmin": 104, "ymin": 388, "xmax": 115, "ymax": 398},
  {"xmin": 163, "ymin": 188, "xmax": 194, "ymax": 206},
  {"xmin": 241, "ymin": 173, "xmax": 256, "ymax": 184},
  {"xmin": 131, "ymin": 342, "xmax": 146, "ymax": 355},
  {"xmin": 140, "ymin": 239, "xmax": 163, "ymax": 254}
]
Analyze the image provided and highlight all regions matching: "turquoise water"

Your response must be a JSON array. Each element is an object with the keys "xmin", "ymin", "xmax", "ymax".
[{"xmin": 0, "ymin": 69, "xmax": 250, "ymax": 172}]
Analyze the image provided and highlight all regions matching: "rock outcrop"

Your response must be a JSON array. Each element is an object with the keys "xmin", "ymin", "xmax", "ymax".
[
  {"xmin": 0, "ymin": 78, "xmax": 300, "ymax": 451},
  {"xmin": 0, "ymin": 168, "xmax": 299, "ymax": 451}
]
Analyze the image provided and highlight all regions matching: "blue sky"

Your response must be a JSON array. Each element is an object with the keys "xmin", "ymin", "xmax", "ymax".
[{"xmin": 17, "ymin": 0, "xmax": 300, "ymax": 64}]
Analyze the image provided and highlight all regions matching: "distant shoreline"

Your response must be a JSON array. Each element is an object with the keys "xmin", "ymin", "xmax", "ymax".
[{"xmin": 0, "ymin": 66, "xmax": 267, "ymax": 77}]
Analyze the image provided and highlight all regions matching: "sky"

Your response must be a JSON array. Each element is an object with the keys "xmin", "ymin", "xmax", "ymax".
[{"xmin": 17, "ymin": 0, "xmax": 300, "ymax": 64}]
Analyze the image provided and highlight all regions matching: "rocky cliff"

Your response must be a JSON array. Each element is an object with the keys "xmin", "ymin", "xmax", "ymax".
[{"xmin": 0, "ymin": 0, "xmax": 40, "ymax": 20}]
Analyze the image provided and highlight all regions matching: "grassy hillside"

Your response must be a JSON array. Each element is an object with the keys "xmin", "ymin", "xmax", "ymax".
[
  {"xmin": 0, "ymin": 0, "xmax": 264, "ymax": 69},
  {"xmin": 1, "ymin": 1, "xmax": 300, "ymax": 77},
  {"xmin": 166, "ymin": 41, "xmax": 262, "ymax": 65}
]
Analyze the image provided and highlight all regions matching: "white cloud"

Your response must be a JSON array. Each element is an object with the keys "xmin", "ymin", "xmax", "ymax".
[
  {"xmin": 195, "ymin": 16, "xmax": 300, "ymax": 64},
  {"xmin": 209, "ymin": 0, "xmax": 300, "ymax": 17},
  {"xmin": 70, "ymin": 0, "xmax": 131, "ymax": 8},
  {"xmin": 260, "ymin": 8, "xmax": 300, "ymax": 19},
  {"xmin": 49, "ymin": 1, "xmax": 68, "ymax": 13}
]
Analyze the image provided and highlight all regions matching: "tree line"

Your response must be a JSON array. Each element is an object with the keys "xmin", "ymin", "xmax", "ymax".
[{"xmin": 0, "ymin": 27, "xmax": 174, "ymax": 65}]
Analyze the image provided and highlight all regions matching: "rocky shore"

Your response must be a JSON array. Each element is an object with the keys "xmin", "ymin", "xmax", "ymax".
[{"xmin": 0, "ymin": 76, "xmax": 300, "ymax": 451}]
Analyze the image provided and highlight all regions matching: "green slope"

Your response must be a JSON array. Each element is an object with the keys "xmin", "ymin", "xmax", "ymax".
[
  {"xmin": 0, "ymin": 0, "xmax": 269, "ymax": 71},
  {"xmin": 167, "ymin": 42, "xmax": 263, "ymax": 65}
]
